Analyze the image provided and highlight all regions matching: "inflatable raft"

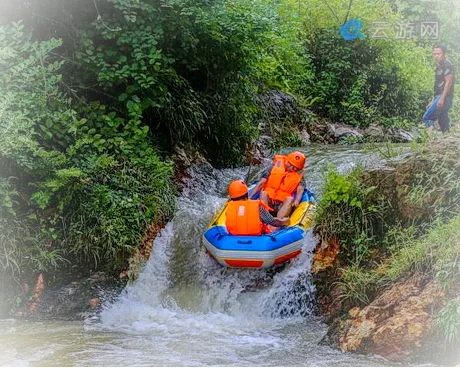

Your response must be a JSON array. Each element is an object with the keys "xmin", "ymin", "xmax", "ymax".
[{"xmin": 203, "ymin": 186, "xmax": 316, "ymax": 268}]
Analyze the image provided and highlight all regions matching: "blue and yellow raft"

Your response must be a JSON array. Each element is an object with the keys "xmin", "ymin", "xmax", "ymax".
[{"xmin": 203, "ymin": 186, "xmax": 316, "ymax": 268}]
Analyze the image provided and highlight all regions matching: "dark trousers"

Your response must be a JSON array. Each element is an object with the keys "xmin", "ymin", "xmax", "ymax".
[{"xmin": 423, "ymin": 94, "xmax": 453, "ymax": 133}]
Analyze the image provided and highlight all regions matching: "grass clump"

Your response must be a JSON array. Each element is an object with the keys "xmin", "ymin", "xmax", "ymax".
[
  {"xmin": 314, "ymin": 165, "xmax": 387, "ymax": 265},
  {"xmin": 334, "ymin": 265, "xmax": 384, "ymax": 306},
  {"xmin": 386, "ymin": 216, "xmax": 460, "ymax": 289},
  {"xmin": 436, "ymin": 297, "xmax": 460, "ymax": 346}
]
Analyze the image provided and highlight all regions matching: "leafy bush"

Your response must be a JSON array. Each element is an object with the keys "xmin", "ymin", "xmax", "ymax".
[
  {"xmin": 308, "ymin": 31, "xmax": 431, "ymax": 127},
  {"xmin": 407, "ymin": 149, "xmax": 460, "ymax": 221},
  {"xmin": 66, "ymin": 0, "xmax": 274, "ymax": 166},
  {"xmin": 0, "ymin": 23, "xmax": 177, "ymax": 279},
  {"xmin": 314, "ymin": 165, "xmax": 386, "ymax": 263},
  {"xmin": 0, "ymin": 178, "xmax": 21, "ymax": 277}
]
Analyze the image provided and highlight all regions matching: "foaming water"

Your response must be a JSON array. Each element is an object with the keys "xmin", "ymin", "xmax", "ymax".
[
  {"xmin": 98, "ymin": 183, "xmax": 320, "ymax": 366},
  {"xmin": 0, "ymin": 145, "xmax": 391, "ymax": 366}
]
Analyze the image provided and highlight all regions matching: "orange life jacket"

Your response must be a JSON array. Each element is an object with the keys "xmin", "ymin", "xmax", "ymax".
[
  {"xmin": 264, "ymin": 155, "xmax": 303, "ymax": 202},
  {"xmin": 226, "ymin": 200, "xmax": 272, "ymax": 236}
]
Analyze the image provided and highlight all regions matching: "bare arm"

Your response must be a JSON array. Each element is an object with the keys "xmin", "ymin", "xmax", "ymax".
[
  {"xmin": 259, "ymin": 206, "xmax": 288, "ymax": 227},
  {"xmin": 249, "ymin": 178, "xmax": 267, "ymax": 198},
  {"xmin": 438, "ymin": 74, "xmax": 454, "ymax": 108},
  {"xmin": 274, "ymin": 216, "xmax": 289, "ymax": 226},
  {"xmin": 293, "ymin": 183, "xmax": 305, "ymax": 207}
]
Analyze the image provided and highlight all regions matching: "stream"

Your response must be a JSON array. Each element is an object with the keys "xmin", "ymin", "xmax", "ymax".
[{"xmin": 1, "ymin": 145, "xmax": 397, "ymax": 367}]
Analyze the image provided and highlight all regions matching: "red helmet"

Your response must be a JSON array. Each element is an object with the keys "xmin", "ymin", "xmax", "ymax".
[
  {"xmin": 287, "ymin": 151, "xmax": 306, "ymax": 169},
  {"xmin": 228, "ymin": 180, "xmax": 248, "ymax": 199}
]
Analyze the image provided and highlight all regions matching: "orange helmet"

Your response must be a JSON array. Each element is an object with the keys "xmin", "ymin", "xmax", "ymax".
[
  {"xmin": 287, "ymin": 151, "xmax": 306, "ymax": 170},
  {"xmin": 228, "ymin": 180, "xmax": 248, "ymax": 199}
]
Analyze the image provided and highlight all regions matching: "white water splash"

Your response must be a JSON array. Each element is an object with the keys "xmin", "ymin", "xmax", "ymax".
[{"xmin": 99, "ymin": 161, "xmax": 321, "ymax": 365}]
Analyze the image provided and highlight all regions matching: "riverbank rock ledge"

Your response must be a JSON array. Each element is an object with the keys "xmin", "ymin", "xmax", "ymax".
[
  {"xmin": 316, "ymin": 134, "xmax": 460, "ymax": 366},
  {"xmin": 321, "ymin": 274, "xmax": 445, "ymax": 362},
  {"xmin": 309, "ymin": 122, "xmax": 414, "ymax": 143},
  {"xmin": 16, "ymin": 272, "xmax": 123, "ymax": 320}
]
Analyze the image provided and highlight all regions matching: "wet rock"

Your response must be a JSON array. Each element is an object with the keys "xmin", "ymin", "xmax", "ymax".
[
  {"xmin": 309, "ymin": 121, "xmax": 331, "ymax": 143},
  {"xmin": 385, "ymin": 128, "xmax": 414, "ymax": 142},
  {"xmin": 33, "ymin": 273, "xmax": 45, "ymax": 299},
  {"xmin": 25, "ymin": 274, "xmax": 46, "ymax": 314},
  {"xmin": 363, "ymin": 124, "xmax": 385, "ymax": 141},
  {"xmin": 311, "ymin": 238, "xmax": 340, "ymax": 274},
  {"xmin": 308, "ymin": 121, "xmax": 418, "ymax": 144},
  {"xmin": 316, "ymin": 281, "xmax": 347, "ymax": 324},
  {"xmin": 30, "ymin": 272, "xmax": 123, "ymax": 319},
  {"xmin": 299, "ymin": 129, "xmax": 310, "ymax": 146},
  {"xmin": 172, "ymin": 143, "xmax": 207, "ymax": 169},
  {"xmin": 322, "ymin": 273, "xmax": 446, "ymax": 362},
  {"xmin": 173, "ymin": 143, "xmax": 211, "ymax": 190},
  {"xmin": 312, "ymin": 238, "xmax": 349, "ymax": 324},
  {"xmin": 326, "ymin": 124, "xmax": 364, "ymax": 143},
  {"xmin": 259, "ymin": 90, "xmax": 304, "ymax": 124},
  {"xmin": 88, "ymin": 297, "xmax": 100, "ymax": 309},
  {"xmin": 334, "ymin": 125, "xmax": 363, "ymax": 140}
]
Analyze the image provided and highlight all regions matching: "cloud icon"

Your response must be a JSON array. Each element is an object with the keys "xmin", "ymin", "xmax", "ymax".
[{"xmin": 339, "ymin": 18, "xmax": 365, "ymax": 41}]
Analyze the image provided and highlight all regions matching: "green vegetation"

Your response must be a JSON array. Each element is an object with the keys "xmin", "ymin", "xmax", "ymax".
[
  {"xmin": 361, "ymin": 141, "xmax": 409, "ymax": 159},
  {"xmin": 0, "ymin": 22, "xmax": 176, "ymax": 281},
  {"xmin": 436, "ymin": 297, "xmax": 460, "ymax": 345},
  {"xmin": 314, "ymin": 136, "xmax": 460, "ymax": 346},
  {"xmin": 314, "ymin": 165, "xmax": 387, "ymax": 263}
]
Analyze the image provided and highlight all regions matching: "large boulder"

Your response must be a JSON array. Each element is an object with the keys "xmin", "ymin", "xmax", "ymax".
[
  {"xmin": 309, "ymin": 120, "xmax": 331, "ymax": 143},
  {"xmin": 256, "ymin": 90, "xmax": 314, "ymax": 149},
  {"xmin": 321, "ymin": 274, "xmax": 446, "ymax": 362},
  {"xmin": 326, "ymin": 123, "xmax": 364, "ymax": 143},
  {"xmin": 363, "ymin": 124, "xmax": 385, "ymax": 141},
  {"xmin": 258, "ymin": 90, "xmax": 314, "ymax": 126},
  {"xmin": 308, "ymin": 122, "xmax": 417, "ymax": 144},
  {"xmin": 385, "ymin": 128, "xmax": 414, "ymax": 142},
  {"xmin": 299, "ymin": 128, "xmax": 311, "ymax": 145}
]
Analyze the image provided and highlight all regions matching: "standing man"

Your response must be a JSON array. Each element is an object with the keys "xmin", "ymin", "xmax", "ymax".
[{"xmin": 423, "ymin": 44, "xmax": 455, "ymax": 134}]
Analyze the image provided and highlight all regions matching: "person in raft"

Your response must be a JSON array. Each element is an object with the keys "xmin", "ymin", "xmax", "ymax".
[
  {"xmin": 250, "ymin": 151, "xmax": 306, "ymax": 219},
  {"xmin": 225, "ymin": 180, "xmax": 289, "ymax": 235}
]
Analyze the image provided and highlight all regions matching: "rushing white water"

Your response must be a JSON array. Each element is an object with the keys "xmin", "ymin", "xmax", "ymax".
[{"xmin": 0, "ymin": 145, "xmax": 392, "ymax": 366}]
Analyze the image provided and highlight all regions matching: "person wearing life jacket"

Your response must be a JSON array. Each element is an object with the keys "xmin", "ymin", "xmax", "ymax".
[
  {"xmin": 225, "ymin": 180, "xmax": 289, "ymax": 236},
  {"xmin": 250, "ymin": 151, "xmax": 306, "ymax": 219}
]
